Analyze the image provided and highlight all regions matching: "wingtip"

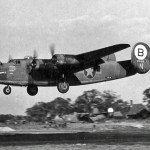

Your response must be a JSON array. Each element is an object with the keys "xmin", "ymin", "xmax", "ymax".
[
  {"xmin": 124, "ymin": 44, "xmax": 130, "ymax": 48},
  {"xmin": 118, "ymin": 44, "xmax": 130, "ymax": 49},
  {"xmin": 111, "ymin": 43, "xmax": 130, "ymax": 49},
  {"xmin": 126, "ymin": 44, "xmax": 130, "ymax": 47}
]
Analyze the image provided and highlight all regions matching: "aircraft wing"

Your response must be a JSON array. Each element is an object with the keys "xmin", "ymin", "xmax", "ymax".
[
  {"xmin": 76, "ymin": 44, "xmax": 130, "ymax": 62},
  {"xmin": 72, "ymin": 44, "xmax": 130, "ymax": 72},
  {"xmin": 46, "ymin": 44, "xmax": 130, "ymax": 73}
]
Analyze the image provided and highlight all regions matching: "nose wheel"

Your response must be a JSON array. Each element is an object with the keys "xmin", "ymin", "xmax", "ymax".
[
  {"xmin": 3, "ymin": 86, "xmax": 11, "ymax": 95},
  {"xmin": 57, "ymin": 81, "xmax": 69, "ymax": 93}
]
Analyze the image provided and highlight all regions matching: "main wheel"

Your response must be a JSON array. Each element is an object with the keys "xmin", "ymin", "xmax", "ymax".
[
  {"xmin": 3, "ymin": 86, "xmax": 11, "ymax": 95},
  {"xmin": 27, "ymin": 85, "xmax": 38, "ymax": 96},
  {"xmin": 57, "ymin": 81, "xmax": 69, "ymax": 93}
]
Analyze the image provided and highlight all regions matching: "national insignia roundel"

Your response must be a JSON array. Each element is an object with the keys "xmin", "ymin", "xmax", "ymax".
[{"xmin": 84, "ymin": 68, "xmax": 96, "ymax": 79}]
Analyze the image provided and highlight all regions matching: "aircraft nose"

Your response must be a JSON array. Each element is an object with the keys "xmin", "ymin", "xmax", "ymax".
[{"xmin": 0, "ymin": 70, "xmax": 7, "ymax": 80}]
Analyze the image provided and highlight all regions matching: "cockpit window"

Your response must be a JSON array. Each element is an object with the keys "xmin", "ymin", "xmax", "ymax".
[
  {"xmin": 8, "ymin": 60, "xmax": 20, "ymax": 65},
  {"xmin": 15, "ymin": 60, "xmax": 20, "ymax": 64}
]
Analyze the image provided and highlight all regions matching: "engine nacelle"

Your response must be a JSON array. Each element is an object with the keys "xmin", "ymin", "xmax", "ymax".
[
  {"xmin": 52, "ymin": 54, "xmax": 65, "ymax": 65},
  {"xmin": 131, "ymin": 42, "xmax": 150, "ymax": 74},
  {"xmin": 52, "ymin": 54, "xmax": 79, "ymax": 66}
]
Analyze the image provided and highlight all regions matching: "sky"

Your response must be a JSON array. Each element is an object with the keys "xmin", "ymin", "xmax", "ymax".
[{"xmin": 0, "ymin": 0, "xmax": 150, "ymax": 115}]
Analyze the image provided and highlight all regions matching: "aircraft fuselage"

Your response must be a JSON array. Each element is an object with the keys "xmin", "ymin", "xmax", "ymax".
[{"xmin": 0, "ymin": 58, "xmax": 136, "ymax": 87}]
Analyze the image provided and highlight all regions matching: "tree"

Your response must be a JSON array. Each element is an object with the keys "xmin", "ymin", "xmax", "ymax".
[
  {"xmin": 26, "ymin": 89, "xmax": 127, "ymax": 121},
  {"xmin": 100, "ymin": 90, "xmax": 120, "ymax": 112},
  {"xmin": 47, "ymin": 97, "xmax": 73, "ymax": 116},
  {"xmin": 73, "ymin": 89, "xmax": 122, "ymax": 113},
  {"xmin": 73, "ymin": 89, "xmax": 102, "ymax": 113},
  {"xmin": 26, "ymin": 97, "xmax": 73, "ymax": 121},
  {"xmin": 143, "ymin": 88, "xmax": 150, "ymax": 105},
  {"xmin": 112, "ymin": 99, "xmax": 130, "ymax": 113},
  {"xmin": 0, "ymin": 114, "xmax": 14, "ymax": 123},
  {"xmin": 26, "ymin": 102, "xmax": 48, "ymax": 122}
]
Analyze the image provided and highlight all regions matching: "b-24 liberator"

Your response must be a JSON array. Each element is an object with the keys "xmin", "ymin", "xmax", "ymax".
[{"xmin": 0, "ymin": 42, "xmax": 149, "ymax": 96}]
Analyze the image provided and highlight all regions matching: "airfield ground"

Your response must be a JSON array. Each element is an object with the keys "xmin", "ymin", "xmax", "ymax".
[
  {"xmin": 1, "ymin": 119, "xmax": 150, "ymax": 132},
  {"xmin": 1, "ymin": 119, "xmax": 150, "ymax": 145}
]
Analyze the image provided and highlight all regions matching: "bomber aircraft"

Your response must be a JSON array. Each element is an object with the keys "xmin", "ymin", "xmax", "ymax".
[{"xmin": 0, "ymin": 42, "xmax": 149, "ymax": 96}]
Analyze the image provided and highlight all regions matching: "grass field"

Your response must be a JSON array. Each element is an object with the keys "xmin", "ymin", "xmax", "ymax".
[{"xmin": 1, "ymin": 119, "xmax": 150, "ymax": 133}]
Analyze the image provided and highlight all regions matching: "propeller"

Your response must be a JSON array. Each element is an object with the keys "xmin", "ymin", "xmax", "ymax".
[
  {"xmin": 33, "ymin": 49, "xmax": 38, "ymax": 59},
  {"xmin": 49, "ymin": 43, "xmax": 55, "ymax": 58},
  {"xmin": 49, "ymin": 43, "xmax": 58, "ymax": 65},
  {"xmin": 8, "ymin": 54, "xmax": 12, "ymax": 62},
  {"xmin": 31, "ymin": 50, "xmax": 38, "ymax": 69}
]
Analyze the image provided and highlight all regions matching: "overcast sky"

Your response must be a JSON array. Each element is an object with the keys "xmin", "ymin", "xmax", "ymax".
[{"xmin": 0, "ymin": 0, "xmax": 150, "ymax": 115}]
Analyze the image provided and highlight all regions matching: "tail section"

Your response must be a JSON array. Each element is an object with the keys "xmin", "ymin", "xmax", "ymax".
[{"xmin": 131, "ymin": 42, "xmax": 150, "ymax": 74}]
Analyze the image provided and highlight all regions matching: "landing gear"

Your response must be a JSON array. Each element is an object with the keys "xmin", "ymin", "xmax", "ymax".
[
  {"xmin": 3, "ymin": 86, "xmax": 11, "ymax": 95},
  {"xmin": 57, "ymin": 73, "xmax": 69, "ymax": 93},
  {"xmin": 57, "ymin": 81, "xmax": 69, "ymax": 93},
  {"xmin": 27, "ymin": 85, "xmax": 38, "ymax": 96}
]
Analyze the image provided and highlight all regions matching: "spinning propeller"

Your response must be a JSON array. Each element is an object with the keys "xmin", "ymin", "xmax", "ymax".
[
  {"xmin": 31, "ymin": 50, "xmax": 38, "ymax": 68},
  {"xmin": 50, "ymin": 43, "xmax": 58, "ymax": 64},
  {"xmin": 8, "ymin": 54, "xmax": 12, "ymax": 62},
  {"xmin": 50, "ymin": 43, "xmax": 55, "ymax": 58},
  {"xmin": 28, "ymin": 43, "xmax": 57, "ymax": 72},
  {"xmin": 30, "ymin": 43, "xmax": 56, "ymax": 69}
]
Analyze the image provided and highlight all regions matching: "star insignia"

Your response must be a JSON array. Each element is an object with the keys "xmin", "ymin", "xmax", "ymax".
[{"xmin": 84, "ymin": 68, "xmax": 96, "ymax": 79}]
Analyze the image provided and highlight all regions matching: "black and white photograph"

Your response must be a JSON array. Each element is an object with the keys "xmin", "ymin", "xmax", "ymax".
[{"xmin": 0, "ymin": 0, "xmax": 150, "ymax": 149}]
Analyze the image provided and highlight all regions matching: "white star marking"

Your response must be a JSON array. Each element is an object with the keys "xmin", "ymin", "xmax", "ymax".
[{"xmin": 86, "ymin": 68, "xmax": 94, "ymax": 77}]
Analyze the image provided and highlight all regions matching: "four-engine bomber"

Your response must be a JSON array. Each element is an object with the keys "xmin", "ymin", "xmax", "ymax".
[{"xmin": 0, "ymin": 42, "xmax": 149, "ymax": 96}]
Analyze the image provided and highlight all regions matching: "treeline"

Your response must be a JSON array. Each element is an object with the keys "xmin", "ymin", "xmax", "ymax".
[
  {"xmin": 26, "ymin": 89, "xmax": 130, "ymax": 122},
  {"xmin": 0, "ymin": 114, "xmax": 26, "ymax": 123},
  {"xmin": 1, "ymin": 88, "xmax": 150, "ymax": 123}
]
